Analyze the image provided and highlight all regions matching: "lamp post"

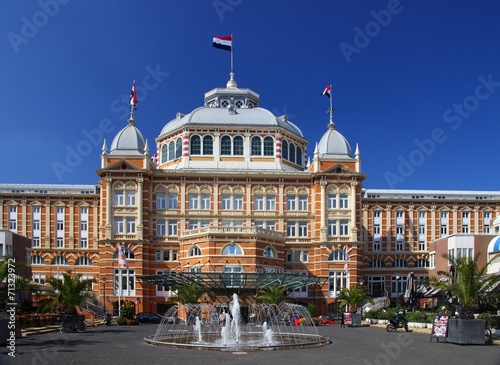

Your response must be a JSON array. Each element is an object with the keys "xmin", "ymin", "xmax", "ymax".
[
  {"xmin": 396, "ymin": 275, "xmax": 400, "ymax": 310},
  {"xmin": 102, "ymin": 277, "xmax": 107, "ymax": 312}
]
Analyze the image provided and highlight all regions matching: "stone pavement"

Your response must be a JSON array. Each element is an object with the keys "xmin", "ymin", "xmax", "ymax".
[{"xmin": 2, "ymin": 322, "xmax": 499, "ymax": 365}]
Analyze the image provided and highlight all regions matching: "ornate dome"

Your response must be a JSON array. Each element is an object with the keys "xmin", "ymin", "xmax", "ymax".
[
  {"xmin": 317, "ymin": 122, "xmax": 353, "ymax": 158},
  {"xmin": 109, "ymin": 118, "xmax": 146, "ymax": 155},
  {"xmin": 159, "ymin": 107, "xmax": 303, "ymax": 138}
]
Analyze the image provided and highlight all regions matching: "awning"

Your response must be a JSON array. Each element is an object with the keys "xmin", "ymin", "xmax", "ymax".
[{"xmin": 137, "ymin": 271, "xmax": 326, "ymax": 296}]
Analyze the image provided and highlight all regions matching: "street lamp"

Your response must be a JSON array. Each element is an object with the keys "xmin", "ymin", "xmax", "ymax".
[
  {"xmin": 102, "ymin": 277, "xmax": 107, "ymax": 312},
  {"xmin": 396, "ymin": 275, "xmax": 400, "ymax": 310}
]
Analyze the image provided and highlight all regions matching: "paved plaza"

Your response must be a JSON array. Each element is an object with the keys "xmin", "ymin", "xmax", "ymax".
[{"xmin": 2, "ymin": 323, "xmax": 499, "ymax": 365}]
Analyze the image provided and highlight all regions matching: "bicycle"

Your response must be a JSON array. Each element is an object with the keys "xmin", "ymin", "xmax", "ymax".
[{"xmin": 60, "ymin": 314, "xmax": 87, "ymax": 333}]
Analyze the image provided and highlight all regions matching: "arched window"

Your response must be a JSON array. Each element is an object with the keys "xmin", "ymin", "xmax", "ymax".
[
  {"xmin": 75, "ymin": 256, "xmax": 93, "ymax": 266},
  {"xmin": 222, "ymin": 243, "xmax": 243, "ymax": 255},
  {"xmin": 168, "ymin": 141, "xmax": 175, "ymax": 161},
  {"xmin": 31, "ymin": 255, "xmax": 44, "ymax": 265},
  {"xmin": 370, "ymin": 259, "xmax": 385, "ymax": 268},
  {"xmin": 289, "ymin": 143, "xmax": 296, "ymax": 164},
  {"xmin": 203, "ymin": 135, "xmax": 213, "ymax": 155},
  {"xmin": 296, "ymin": 146, "xmax": 303, "ymax": 166},
  {"xmin": 113, "ymin": 247, "xmax": 135, "ymax": 259},
  {"xmin": 251, "ymin": 136, "xmax": 261, "ymax": 155},
  {"xmin": 415, "ymin": 259, "xmax": 429, "ymax": 268},
  {"xmin": 233, "ymin": 136, "xmax": 243, "ymax": 155},
  {"xmin": 189, "ymin": 245, "xmax": 202, "ymax": 257},
  {"xmin": 263, "ymin": 136, "xmax": 274, "ymax": 156},
  {"xmin": 282, "ymin": 140, "xmax": 289, "ymax": 160},
  {"xmin": 161, "ymin": 144, "xmax": 167, "ymax": 163},
  {"xmin": 328, "ymin": 249, "xmax": 346, "ymax": 261},
  {"xmin": 263, "ymin": 246, "xmax": 276, "ymax": 258},
  {"xmin": 51, "ymin": 256, "xmax": 68, "ymax": 265},
  {"xmin": 190, "ymin": 135, "xmax": 201, "ymax": 155},
  {"xmin": 221, "ymin": 136, "xmax": 231, "ymax": 155},
  {"xmin": 393, "ymin": 259, "xmax": 408, "ymax": 268},
  {"xmin": 175, "ymin": 138, "xmax": 182, "ymax": 158}
]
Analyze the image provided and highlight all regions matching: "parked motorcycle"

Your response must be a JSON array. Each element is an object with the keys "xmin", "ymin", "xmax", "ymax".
[{"xmin": 386, "ymin": 311, "xmax": 409, "ymax": 332}]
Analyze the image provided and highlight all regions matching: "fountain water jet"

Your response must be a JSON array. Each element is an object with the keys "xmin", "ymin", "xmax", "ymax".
[{"xmin": 145, "ymin": 294, "xmax": 331, "ymax": 351}]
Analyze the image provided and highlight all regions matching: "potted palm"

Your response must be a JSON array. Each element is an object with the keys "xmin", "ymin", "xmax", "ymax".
[
  {"xmin": 336, "ymin": 284, "xmax": 374, "ymax": 327},
  {"xmin": 431, "ymin": 252, "xmax": 500, "ymax": 344}
]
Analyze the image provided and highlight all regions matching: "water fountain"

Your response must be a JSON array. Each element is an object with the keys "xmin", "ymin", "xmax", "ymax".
[{"xmin": 145, "ymin": 293, "xmax": 331, "ymax": 351}]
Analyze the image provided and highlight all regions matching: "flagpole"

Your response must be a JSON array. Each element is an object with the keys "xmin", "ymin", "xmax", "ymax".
[
  {"xmin": 118, "ymin": 267, "xmax": 122, "ymax": 317},
  {"xmin": 230, "ymin": 33, "xmax": 234, "ymax": 73},
  {"xmin": 329, "ymin": 84, "xmax": 333, "ymax": 125}
]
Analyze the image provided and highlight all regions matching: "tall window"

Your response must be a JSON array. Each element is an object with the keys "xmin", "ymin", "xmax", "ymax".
[
  {"xmin": 328, "ymin": 271, "xmax": 348, "ymax": 298},
  {"xmin": 251, "ymin": 136, "xmax": 262, "ymax": 155},
  {"xmin": 114, "ymin": 269, "xmax": 135, "ymax": 296},
  {"xmin": 190, "ymin": 135, "xmax": 201, "ymax": 155},
  {"xmin": 298, "ymin": 195, "xmax": 308, "ymax": 211},
  {"xmin": 282, "ymin": 140, "xmax": 288, "ymax": 160},
  {"xmin": 298, "ymin": 221, "xmax": 308, "ymax": 237},
  {"xmin": 266, "ymin": 195, "xmax": 276, "ymax": 211},
  {"xmin": 340, "ymin": 220, "xmax": 349, "ymax": 236},
  {"xmin": 168, "ymin": 220, "xmax": 177, "ymax": 236},
  {"xmin": 233, "ymin": 136, "xmax": 243, "ymax": 155},
  {"xmin": 201, "ymin": 193, "xmax": 210, "ymax": 210},
  {"xmin": 254, "ymin": 195, "xmax": 264, "ymax": 210},
  {"xmin": 156, "ymin": 193, "xmax": 166, "ymax": 209},
  {"xmin": 328, "ymin": 220, "xmax": 337, "ymax": 236},
  {"xmin": 156, "ymin": 219, "xmax": 166, "ymax": 236},
  {"xmin": 202, "ymin": 135, "xmax": 213, "ymax": 155},
  {"xmin": 189, "ymin": 194, "xmax": 199, "ymax": 210},
  {"xmin": 287, "ymin": 195, "xmax": 296, "ymax": 211},
  {"xmin": 221, "ymin": 135, "xmax": 231, "ymax": 155},
  {"xmin": 168, "ymin": 141, "xmax": 175, "ymax": 160},
  {"xmin": 327, "ymin": 194, "xmax": 336, "ymax": 209},
  {"xmin": 263, "ymin": 136, "xmax": 274, "ymax": 156},
  {"xmin": 339, "ymin": 194, "xmax": 349, "ymax": 209},
  {"xmin": 168, "ymin": 193, "xmax": 178, "ymax": 209}
]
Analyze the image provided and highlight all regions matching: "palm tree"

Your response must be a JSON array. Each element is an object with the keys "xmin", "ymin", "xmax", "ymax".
[
  {"xmin": 256, "ymin": 284, "xmax": 289, "ymax": 305},
  {"xmin": 38, "ymin": 270, "xmax": 94, "ymax": 313},
  {"xmin": 431, "ymin": 252, "xmax": 500, "ymax": 319},
  {"xmin": 168, "ymin": 281, "xmax": 208, "ymax": 304},
  {"xmin": 336, "ymin": 284, "xmax": 374, "ymax": 313}
]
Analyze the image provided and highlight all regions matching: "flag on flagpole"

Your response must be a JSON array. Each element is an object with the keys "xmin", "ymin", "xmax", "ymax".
[
  {"xmin": 321, "ymin": 85, "xmax": 331, "ymax": 98},
  {"xmin": 117, "ymin": 243, "xmax": 128, "ymax": 268},
  {"xmin": 343, "ymin": 245, "xmax": 348, "ymax": 273},
  {"xmin": 213, "ymin": 35, "xmax": 232, "ymax": 51},
  {"xmin": 130, "ymin": 80, "xmax": 138, "ymax": 108}
]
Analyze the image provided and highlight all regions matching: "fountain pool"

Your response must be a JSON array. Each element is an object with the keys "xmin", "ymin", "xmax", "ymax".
[{"xmin": 145, "ymin": 294, "xmax": 331, "ymax": 351}]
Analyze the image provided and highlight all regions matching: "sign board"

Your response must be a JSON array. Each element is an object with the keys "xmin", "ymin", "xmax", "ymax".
[
  {"xmin": 430, "ymin": 315, "xmax": 449, "ymax": 342},
  {"xmin": 342, "ymin": 312, "xmax": 352, "ymax": 327}
]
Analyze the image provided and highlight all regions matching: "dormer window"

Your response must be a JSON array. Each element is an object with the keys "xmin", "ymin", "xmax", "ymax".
[
  {"xmin": 221, "ymin": 100, "xmax": 229, "ymax": 108},
  {"xmin": 235, "ymin": 100, "xmax": 243, "ymax": 108}
]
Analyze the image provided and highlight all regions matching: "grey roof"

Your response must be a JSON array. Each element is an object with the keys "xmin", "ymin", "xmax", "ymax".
[
  {"xmin": 159, "ymin": 107, "xmax": 304, "ymax": 138},
  {"xmin": 110, "ymin": 119, "xmax": 146, "ymax": 155},
  {"xmin": 317, "ymin": 122, "xmax": 353, "ymax": 158}
]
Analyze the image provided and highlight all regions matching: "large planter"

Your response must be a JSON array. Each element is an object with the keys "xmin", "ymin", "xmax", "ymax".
[
  {"xmin": 446, "ymin": 319, "xmax": 486, "ymax": 345},
  {"xmin": 351, "ymin": 313, "xmax": 363, "ymax": 327}
]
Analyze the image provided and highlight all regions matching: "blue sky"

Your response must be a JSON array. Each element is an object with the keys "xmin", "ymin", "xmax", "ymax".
[{"xmin": 1, "ymin": 0, "xmax": 499, "ymax": 191}]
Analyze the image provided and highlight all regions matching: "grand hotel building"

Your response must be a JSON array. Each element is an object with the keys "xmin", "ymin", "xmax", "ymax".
[{"xmin": 2, "ymin": 74, "xmax": 500, "ymax": 315}]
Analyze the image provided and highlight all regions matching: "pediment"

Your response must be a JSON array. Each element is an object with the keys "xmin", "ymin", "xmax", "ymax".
[
  {"xmin": 101, "ymin": 159, "xmax": 144, "ymax": 172},
  {"xmin": 322, "ymin": 163, "xmax": 358, "ymax": 175}
]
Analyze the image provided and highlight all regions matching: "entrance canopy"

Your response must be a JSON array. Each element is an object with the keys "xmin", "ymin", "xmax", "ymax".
[{"xmin": 137, "ymin": 272, "xmax": 326, "ymax": 296}]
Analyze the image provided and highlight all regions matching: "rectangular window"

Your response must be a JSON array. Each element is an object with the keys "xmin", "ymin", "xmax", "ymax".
[
  {"xmin": 234, "ymin": 195, "xmax": 243, "ymax": 210},
  {"xmin": 327, "ymin": 194, "xmax": 336, "ymax": 209},
  {"xmin": 340, "ymin": 220, "xmax": 349, "ymax": 236},
  {"xmin": 189, "ymin": 194, "xmax": 199, "ymax": 209},
  {"xmin": 286, "ymin": 195, "xmax": 296, "ymax": 211},
  {"xmin": 156, "ymin": 193, "xmax": 166, "ymax": 209},
  {"xmin": 168, "ymin": 220, "xmax": 178, "ymax": 236},
  {"xmin": 266, "ymin": 221, "xmax": 276, "ymax": 231},
  {"xmin": 126, "ymin": 191, "xmax": 136, "ymax": 206},
  {"xmin": 254, "ymin": 195, "xmax": 264, "ymax": 210},
  {"xmin": 328, "ymin": 220, "xmax": 337, "ymax": 236},
  {"xmin": 201, "ymin": 194, "xmax": 210, "ymax": 210},
  {"xmin": 287, "ymin": 221, "xmax": 296, "ymax": 237},
  {"xmin": 114, "ymin": 217, "xmax": 124, "ymax": 233},
  {"xmin": 126, "ymin": 218, "xmax": 136, "ymax": 233},
  {"xmin": 32, "ymin": 238, "xmax": 40, "ymax": 248},
  {"xmin": 200, "ymin": 220, "xmax": 210, "ymax": 228},
  {"xmin": 373, "ymin": 241, "xmax": 381, "ymax": 251},
  {"xmin": 114, "ymin": 190, "xmax": 124, "ymax": 206},
  {"xmin": 33, "ymin": 221, "xmax": 40, "ymax": 230},
  {"xmin": 56, "ymin": 238, "xmax": 64, "ymax": 248},
  {"xmin": 79, "ymin": 239, "xmax": 88, "ymax": 248},
  {"xmin": 156, "ymin": 249, "xmax": 161, "ymax": 261},
  {"xmin": 339, "ymin": 194, "xmax": 349, "ymax": 209},
  {"xmin": 328, "ymin": 271, "xmax": 348, "ymax": 297},
  {"xmin": 188, "ymin": 220, "xmax": 198, "ymax": 230},
  {"xmin": 222, "ymin": 194, "xmax": 231, "ymax": 210},
  {"xmin": 298, "ymin": 221, "xmax": 308, "ymax": 237},
  {"xmin": 168, "ymin": 194, "xmax": 178, "ymax": 209},
  {"xmin": 80, "ymin": 221, "xmax": 87, "ymax": 231},
  {"xmin": 156, "ymin": 219, "xmax": 166, "ymax": 236},
  {"xmin": 298, "ymin": 195, "xmax": 308, "ymax": 211},
  {"xmin": 266, "ymin": 195, "xmax": 276, "ymax": 211}
]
